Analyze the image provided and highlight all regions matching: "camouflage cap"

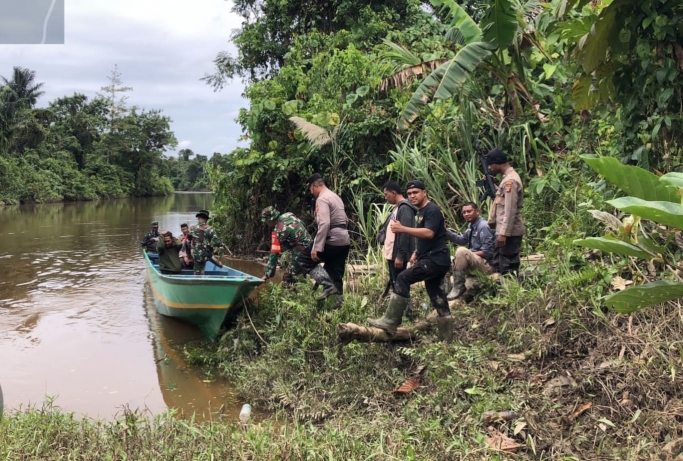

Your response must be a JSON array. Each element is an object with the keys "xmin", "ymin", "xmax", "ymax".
[
  {"xmin": 151, "ymin": 221, "xmax": 159, "ymax": 227},
  {"xmin": 261, "ymin": 206, "xmax": 279, "ymax": 222}
]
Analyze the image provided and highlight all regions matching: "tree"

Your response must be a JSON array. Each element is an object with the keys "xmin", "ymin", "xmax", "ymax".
[{"xmin": 97, "ymin": 65, "xmax": 133, "ymax": 164}]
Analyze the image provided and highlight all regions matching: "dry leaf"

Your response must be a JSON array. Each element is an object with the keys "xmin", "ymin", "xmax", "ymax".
[
  {"xmin": 486, "ymin": 426, "xmax": 524, "ymax": 452},
  {"xmin": 610, "ymin": 276, "xmax": 633, "ymax": 291},
  {"xmin": 542, "ymin": 318, "xmax": 556, "ymax": 328},
  {"xmin": 507, "ymin": 353, "xmax": 526, "ymax": 362},
  {"xmin": 393, "ymin": 377, "xmax": 419, "ymax": 395},
  {"xmin": 529, "ymin": 373, "xmax": 548, "ymax": 386},
  {"xmin": 413, "ymin": 365, "xmax": 426, "ymax": 376},
  {"xmin": 483, "ymin": 411, "xmax": 518, "ymax": 422},
  {"xmin": 544, "ymin": 375, "xmax": 577, "ymax": 396},
  {"xmin": 513, "ymin": 421, "xmax": 527, "ymax": 436},
  {"xmin": 569, "ymin": 402, "xmax": 592, "ymax": 422},
  {"xmin": 504, "ymin": 368, "xmax": 528, "ymax": 380}
]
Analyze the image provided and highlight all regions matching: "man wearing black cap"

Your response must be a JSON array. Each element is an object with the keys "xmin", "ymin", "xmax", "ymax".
[
  {"xmin": 297, "ymin": 173, "xmax": 350, "ymax": 308},
  {"xmin": 189, "ymin": 210, "xmax": 227, "ymax": 275},
  {"xmin": 141, "ymin": 221, "xmax": 160, "ymax": 253},
  {"xmin": 368, "ymin": 180, "xmax": 453, "ymax": 342},
  {"xmin": 485, "ymin": 148, "xmax": 524, "ymax": 275}
]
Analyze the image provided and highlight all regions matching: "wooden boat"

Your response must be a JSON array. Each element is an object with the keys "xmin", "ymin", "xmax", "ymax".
[{"xmin": 143, "ymin": 251, "xmax": 263, "ymax": 341}]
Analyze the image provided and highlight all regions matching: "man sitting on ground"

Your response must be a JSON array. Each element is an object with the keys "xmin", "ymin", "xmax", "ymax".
[
  {"xmin": 156, "ymin": 230, "xmax": 183, "ymax": 274},
  {"xmin": 445, "ymin": 202, "xmax": 495, "ymax": 300}
]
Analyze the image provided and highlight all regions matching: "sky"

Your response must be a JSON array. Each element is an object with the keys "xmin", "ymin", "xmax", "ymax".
[{"xmin": 0, "ymin": 0, "xmax": 246, "ymax": 156}]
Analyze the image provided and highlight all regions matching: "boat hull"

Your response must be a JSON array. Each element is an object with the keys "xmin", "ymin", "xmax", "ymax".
[{"xmin": 144, "ymin": 251, "xmax": 262, "ymax": 341}]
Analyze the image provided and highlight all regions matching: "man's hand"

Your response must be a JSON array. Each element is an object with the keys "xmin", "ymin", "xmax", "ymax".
[
  {"xmin": 409, "ymin": 252, "xmax": 417, "ymax": 265},
  {"xmin": 262, "ymin": 275, "xmax": 268, "ymax": 281},
  {"xmin": 394, "ymin": 258, "xmax": 403, "ymax": 269},
  {"xmin": 311, "ymin": 250, "xmax": 319, "ymax": 262},
  {"xmin": 389, "ymin": 218, "xmax": 403, "ymax": 234},
  {"xmin": 497, "ymin": 234, "xmax": 507, "ymax": 247}
]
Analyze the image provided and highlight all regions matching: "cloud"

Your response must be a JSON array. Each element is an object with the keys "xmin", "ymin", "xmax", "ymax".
[{"xmin": 0, "ymin": 0, "xmax": 248, "ymax": 155}]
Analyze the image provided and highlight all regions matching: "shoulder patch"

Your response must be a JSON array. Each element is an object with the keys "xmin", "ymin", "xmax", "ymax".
[{"xmin": 504, "ymin": 181, "xmax": 513, "ymax": 193}]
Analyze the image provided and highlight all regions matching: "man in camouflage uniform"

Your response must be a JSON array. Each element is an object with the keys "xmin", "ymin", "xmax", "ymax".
[
  {"xmin": 486, "ymin": 148, "xmax": 524, "ymax": 275},
  {"xmin": 190, "ymin": 210, "xmax": 227, "ymax": 275},
  {"xmin": 261, "ymin": 206, "xmax": 312, "ymax": 285},
  {"xmin": 141, "ymin": 221, "xmax": 160, "ymax": 253}
]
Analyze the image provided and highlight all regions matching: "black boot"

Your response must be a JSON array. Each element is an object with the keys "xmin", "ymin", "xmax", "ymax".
[{"xmin": 310, "ymin": 265, "xmax": 338, "ymax": 301}]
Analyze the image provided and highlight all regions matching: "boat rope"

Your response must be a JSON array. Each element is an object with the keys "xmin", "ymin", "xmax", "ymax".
[{"xmin": 241, "ymin": 295, "xmax": 269, "ymax": 346}]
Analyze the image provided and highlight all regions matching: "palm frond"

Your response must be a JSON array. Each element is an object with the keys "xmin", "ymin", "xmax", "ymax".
[{"xmin": 289, "ymin": 116, "xmax": 332, "ymax": 147}]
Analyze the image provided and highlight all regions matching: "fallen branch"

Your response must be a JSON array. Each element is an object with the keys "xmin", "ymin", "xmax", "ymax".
[{"xmin": 337, "ymin": 315, "xmax": 437, "ymax": 344}]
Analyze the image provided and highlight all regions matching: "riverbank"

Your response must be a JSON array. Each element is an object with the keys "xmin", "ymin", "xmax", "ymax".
[{"xmin": 4, "ymin": 257, "xmax": 681, "ymax": 459}]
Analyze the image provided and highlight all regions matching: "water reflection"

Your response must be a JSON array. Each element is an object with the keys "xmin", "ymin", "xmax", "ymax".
[{"xmin": 0, "ymin": 193, "xmax": 275, "ymax": 419}]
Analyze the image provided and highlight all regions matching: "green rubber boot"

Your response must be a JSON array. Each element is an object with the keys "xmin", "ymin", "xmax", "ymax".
[
  {"xmin": 367, "ymin": 294, "xmax": 409, "ymax": 335},
  {"xmin": 436, "ymin": 315, "xmax": 454, "ymax": 343},
  {"xmin": 447, "ymin": 270, "xmax": 467, "ymax": 300}
]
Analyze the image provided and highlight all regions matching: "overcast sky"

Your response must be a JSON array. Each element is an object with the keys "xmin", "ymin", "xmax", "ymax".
[{"xmin": 0, "ymin": 0, "xmax": 246, "ymax": 156}]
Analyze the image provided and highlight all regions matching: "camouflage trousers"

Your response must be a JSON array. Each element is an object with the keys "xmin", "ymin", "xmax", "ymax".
[
  {"xmin": 192, "ymin": 245, "xmax": 212, "ymax": 275},
  {"xmin": 282, "ymin": 249, "xmax": 305, "ymax": 285}
]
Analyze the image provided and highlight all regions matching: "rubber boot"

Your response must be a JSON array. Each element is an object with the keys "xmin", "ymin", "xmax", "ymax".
[
  {"xmin": 447, "ymin": 270, "xmax": 467, "ymax": 300},
  {"xmin": 404, "ymin": 301, "xmax": 415, "ymax": 322},
  {"xmin": 367, "ymin": 294, "xmax": 409, "ymax": 335},
  {"xmin": 436, "ymin": 315, "xmax": 454, "ymax": 343},
  {"xmin": 334, "ymin": 294, "xmax": 344, "ymax": 310},
  {"xmin": 310, "ymin": 265, "xmax": 338, "ymax": 301}
]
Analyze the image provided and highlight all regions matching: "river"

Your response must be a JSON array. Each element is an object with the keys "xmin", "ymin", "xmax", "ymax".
[{"xmin": 0, "ymin": 193, "xmax": 265, "ymax": 421}]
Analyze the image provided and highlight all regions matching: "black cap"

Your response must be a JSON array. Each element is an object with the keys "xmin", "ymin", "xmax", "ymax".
[
  {"xmin": 306, "ymin": 173, "xmax": 323, "ymax": 187},
  {"xmin": 406, "ymin": 180, "xmax": 426, "ymax": 191},
  {"xmin": 180, "ymin": 223, "xmax": 188, "ymax": 228},
  {"xmin": 485, "ymin": 148, "xmax": 508, "ymax": 165},
  {"xmin": 196, "ymin": 210, "xmax": 210, "ymax": 220}
]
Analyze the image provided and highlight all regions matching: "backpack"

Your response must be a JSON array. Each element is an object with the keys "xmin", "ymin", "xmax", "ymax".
[{"xmin": 378, "ymin": 201, "xmax": 415, "ymax": 245}]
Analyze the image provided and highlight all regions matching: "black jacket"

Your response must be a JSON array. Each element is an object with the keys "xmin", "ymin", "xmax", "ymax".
[{"xmin": 390, "ymin": 199, "xmax": 417, "ymax": 262}]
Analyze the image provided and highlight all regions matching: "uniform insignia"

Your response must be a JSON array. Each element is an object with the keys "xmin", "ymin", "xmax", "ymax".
[
  {"xmin": 495, "ymin": 196, "xmax": 502, "ymax": 204},
  {"xmin": 504, "ymin": 181, "xmax": 513, "ymax": 193}
]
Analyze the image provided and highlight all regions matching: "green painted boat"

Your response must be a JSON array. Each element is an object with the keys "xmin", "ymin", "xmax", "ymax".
[{"xmin": 144, "ymin": 251, "xmax": 263, "ymax": 341}]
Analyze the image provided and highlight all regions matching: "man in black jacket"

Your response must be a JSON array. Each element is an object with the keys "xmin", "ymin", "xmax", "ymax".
[{"xmin": 380, "ymin": 181, "xmax": 416, "ymax": 297}]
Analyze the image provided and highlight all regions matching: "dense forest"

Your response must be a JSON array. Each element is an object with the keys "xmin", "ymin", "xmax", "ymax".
[
  {"xmin": 203, "ymin": 0, "xmax": 682, "ymax": 261},
  {"xmin": 0, "ymin": 66, "xmax": 214, "ymax": 204}
]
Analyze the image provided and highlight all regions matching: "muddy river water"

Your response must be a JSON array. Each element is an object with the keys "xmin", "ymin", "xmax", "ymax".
[{"xmin": 0, "ymin": 193, "xmax": 265, "ymax": 420}]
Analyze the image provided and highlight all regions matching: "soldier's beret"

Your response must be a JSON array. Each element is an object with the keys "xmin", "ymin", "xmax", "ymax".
[
  {"xmin": 306, "ymin": 173, "xmax": 323, "ymax": 187},
  {"xmin": 196, "ymin": 210, "xmax": 210, "ymax": 220},
  {"xmin": 261, "ymin": 206, "xmax": 280, "ymax": 222},
  {"xmin": 406, "ymin": 180, "xmax": 426, "ymax": 191},
  {"xmin": 151, "ymin": 221, "xmax": 159, "ymax": 227},
  {"xmin": 485, "ymin": 148, "xmax": 508, "ymax": 165}
]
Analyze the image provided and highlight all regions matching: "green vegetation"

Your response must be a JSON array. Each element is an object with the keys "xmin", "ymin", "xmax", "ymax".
[
  {"xmin": 0, "ymin": 66, "xmax": 213, "ymax": 204},
  {"xmin": 4, "ymin": 0, "xmax": 683, "ymax": 458}
]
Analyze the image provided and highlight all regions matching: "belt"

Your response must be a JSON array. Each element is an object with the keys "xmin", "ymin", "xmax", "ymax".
[{"xmin": 330, "ymin": 224, "xmax": 347, "ymax": 230}]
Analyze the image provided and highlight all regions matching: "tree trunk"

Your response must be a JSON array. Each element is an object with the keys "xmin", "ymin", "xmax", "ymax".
[{"xmin": 337, "ymin": 315, "xmax": 437, "ymax": 344}]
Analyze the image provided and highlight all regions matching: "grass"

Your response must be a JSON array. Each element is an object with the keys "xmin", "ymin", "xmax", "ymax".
[{"xmin": 5, "ymin": 250, "xmax": 683, "ymax": 460}]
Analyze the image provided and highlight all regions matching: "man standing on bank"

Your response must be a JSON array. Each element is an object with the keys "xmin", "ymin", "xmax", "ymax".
[
  {"xmin": 445, "ymin": 202, "xmax": 495, "ymax": 300},
  {"xmin": 368, "ymin": 180, "xmax": 453, "ymax": 342},
  {"xmin": 297, "ymin": 173, "xmax": 351, "ymax": 309},
  {"xmin": 486, "ymin": 148, "xmax": 524, "ymax": 275},
  {"xmin": 380, "ymin": 180, "xmax": 416, "ymax": 297}
]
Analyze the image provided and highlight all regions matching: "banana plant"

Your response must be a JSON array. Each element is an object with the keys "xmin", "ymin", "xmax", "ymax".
[
  {"xmin": 575, "ymin": 155, "xmax": 683, "ymax": 313},
  {"xmin": 396, "ymin": 0, "xmax": 544, "ymax": 129}
]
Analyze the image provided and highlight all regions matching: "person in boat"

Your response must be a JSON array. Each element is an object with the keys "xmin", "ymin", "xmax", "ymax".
[
  {"xmin": 297, "ymin": 173, "xmax": 350, "ymax": 309},
  {"xmin": 260, "ymin": 206, "xmax": 312, "ymax": 286},
  {"xmin": 445, "ymin": 202, "xmax": 495, "ymax": 300},
  {"xmin": 367, "ymin": 180, "xmax": 453, "ymax": 342},
  {"xmin": 178, "ymin": 223, "xmax": 193, "ymax": 269},
  {"xmin": 190, "ymin": 210, "xmax": 227, "ymax": 275},
  {"xmin": 141, "ymin": 221, "xmax": 160, "ymax": 253},
  {"xmin": 156, "ymin": 230, "xmax": 183, "ymax": 274}
]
